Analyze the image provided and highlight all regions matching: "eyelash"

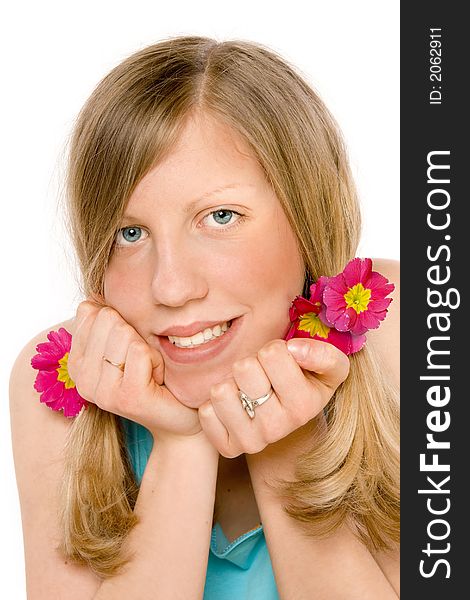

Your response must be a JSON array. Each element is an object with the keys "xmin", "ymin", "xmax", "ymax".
[
  {"xmin": 114, "ymin": 226, "xmax": 149, "ymax": 248},
  {"xmin": 114, "ymin": 209, "xmax": 245, "ymax": 248},
  {"xmin": 200, "ymin": 209, "xmax": 245, "ymax": 230}
]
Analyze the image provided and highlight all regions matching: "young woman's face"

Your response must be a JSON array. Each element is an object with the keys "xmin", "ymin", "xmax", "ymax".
[{"xmin": 104, "ymin": 113, "xmax": 305, "ymax": 407}]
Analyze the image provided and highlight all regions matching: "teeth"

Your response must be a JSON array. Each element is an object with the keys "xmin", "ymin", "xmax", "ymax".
[
  {"xmin": 191, "ymin": 332, "xmax": 205, "ymax": 345},
  {"xmin": 168, "ymin": 321, "xmax": 231, "ymax": 348}
]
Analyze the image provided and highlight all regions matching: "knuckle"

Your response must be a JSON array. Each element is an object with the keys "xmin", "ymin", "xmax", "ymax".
[
  {"xmin": 113, "ymin": 321, "xmax": 135, "ymax": 343},
  {"xmin": 98, "ymin": 306, "xmax": 121, "ymax": 326},
  {"xmin": 244, "ymin": 439, "xmax": 267, "ymax": 455},
  {"xmin": 221, "ymin": 447, "xmax": 240, "ymax": 459},
  {"xmin": 257, "ymin": 339, "xmax": 285, "ymax": 362},
  {"xmin": 128, "ymin": 339, "xmax": 146, "ymax": 355},
  {"xmin": 232, "ymin": 356, "xmax": 256, "ymax": 377},
  {"xmin": 210, "ymin": 381, "xmax": 233, "ymax": 403},
  {"xmin": 76, "ymin": 300, "xmax": 95, "ymax": 318}
]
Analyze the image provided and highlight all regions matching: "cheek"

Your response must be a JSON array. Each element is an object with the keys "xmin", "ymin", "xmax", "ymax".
[
  {"xmin": 103, "ymin": 262, "xmax": 148, "ymax": 317},
  {"xmin": 236, "ymin": 220, "xmax": 304, "ymax": 300}
]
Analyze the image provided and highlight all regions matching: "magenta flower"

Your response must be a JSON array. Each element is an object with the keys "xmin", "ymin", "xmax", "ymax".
[
  {"xmin": 285, "ymin": 277, "xmax": 366, "ymax": 356},
  {"xmin": 322, "ymin": 258, "xmax": 394, "ymax": 336},
  {"xmin": 31, "ymin": 327, "xmax": 87, "ymax": 418}
]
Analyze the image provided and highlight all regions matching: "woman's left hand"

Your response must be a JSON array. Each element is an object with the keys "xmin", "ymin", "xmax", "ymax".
[{"xmin": 198, "ymin": 338, "xmax": 350, "ymax": 458}]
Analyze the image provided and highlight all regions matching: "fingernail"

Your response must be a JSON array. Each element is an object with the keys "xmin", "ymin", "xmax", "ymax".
[{"xmin": 286, "ymin": 339, "xmax": 309, "ymax": 361}]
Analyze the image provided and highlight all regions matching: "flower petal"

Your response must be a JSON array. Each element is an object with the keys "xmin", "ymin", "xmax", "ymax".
[
  {"xmin": 349, "ymin": 333, "xmax": 367, "ymax": 353},
  {"xmin": 365, "ymin": 270, "xmax": 393, "ymax": 293},
  {"xmin": 356, "ymin": 310, "xmax": 381, "ymax": 333},
  {"xmin": 333, "ymin": 310, "xmax": 353, "ymax": 332},
  {"xmin": 62, "ymin": 388, "xmax": 86, "ymax": 418},
  {"xmin": 323, "ymin": 273, "xmax": 347, "ymax": 296},
  {"xmin": 33, "ymin": 369, "xmax": 59, "ymax": 393},
  {"xmin": 293, "ymin": 296, "xmax": 321, "ymax": 316},
  {"xmin": 40, "ymin": 380, "xmax": 65, "ymax": 406},
  {"xmin": 31, "ymin": 353, "xmax": 59, "ymax": 370},
  {"xmin": 47, "ymin": 328, "xmax": 71, "ymax": 356},
  {"xmin": 343, "ymin": 258, "xmax": 372, "ymax": 287}
]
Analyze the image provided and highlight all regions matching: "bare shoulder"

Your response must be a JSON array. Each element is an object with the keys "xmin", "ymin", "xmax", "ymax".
[
  {"xmin": 372, "ymin": 544, "xmax": 400, "ymax": 597},
  {"xmin": 366, "ymin": 258, "xmax": 400, "ymax": 388},
  {"xmin": 9, "ymin": 319, "xmax": 101, "ymax": 599}
]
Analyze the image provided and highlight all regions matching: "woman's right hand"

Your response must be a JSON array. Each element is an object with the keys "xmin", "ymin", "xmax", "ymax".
[{"xmin": 67, "ymin": 300, "xmax": 202, "ymax": 441}]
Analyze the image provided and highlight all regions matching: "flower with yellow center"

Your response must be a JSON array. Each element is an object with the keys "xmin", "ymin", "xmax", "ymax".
[
  {"xmin": 56, "ymin": 352, "xmax": 77, "ymax": 389},
  {"xmin": 298, "ymin": 312, "xmax": 331, "ymax": 339},
  {"xmin": 343, "ymin": 283, "xmax": 371, "ymax": 314}
]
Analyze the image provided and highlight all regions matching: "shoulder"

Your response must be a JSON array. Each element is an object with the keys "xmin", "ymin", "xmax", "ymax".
[
  {"xmin": 9, "ymin": 317, "xmax": 77, "ymax": 485},
  {"xmin": 10, "ymin": 318, "xmax": 76, "ymax": 419},
  {"xmin": 9, "ymin": 319, "xmax": 102, "ymax": 596},
  {"xmin": 366, "ymin": 258, "xmax": 400, "ymax": 387},
  {"xmin": 9, "ymin": 317, "xmax": 77, "ymax": 469}
]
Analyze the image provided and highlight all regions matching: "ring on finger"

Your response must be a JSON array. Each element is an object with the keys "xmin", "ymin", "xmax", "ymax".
[
  {"xmin": 238, "ymin": 387, "xmax": 273, "ymax": 419},
  {"xmin": 102, "ymin": 356, "xmax": 126, "ymax": 371}
]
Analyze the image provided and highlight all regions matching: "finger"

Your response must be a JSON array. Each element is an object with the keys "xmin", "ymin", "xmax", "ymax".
[
  {"xmin": 257, "ymin": 339, "xmax": 329, "ymax": 425},
  {"xmin": 232, "ymin": 355, "xmax": 282, "ymax": 422},
  {"xmin": 98, "ymin": 340, "xmax": 158, "ymax": 419},
  {"xmin": 198, "ymin": 399, "xmax": 233, "ymax": 456},
  {"xmin": 124, "ymin": 340, "xmax": 165, "ymax": 389},
  {"xmin": 68, "ymin": 305, "xmax": 102, "ymax": 383},
  {"xmin": 286, "ymin": 338, "xmax": 350, "ymax": 390},
  {"xmin": 78, "ymin": 307, "xmax": 125, "ymax": 400},
  {"xmin": 208, "ymin": 379, "xmax": 252, "ymax": 446},
  {"xmin": 69, "ymin": 301, "xmax": 101, "ymax": 356},
  {"xmin": 96, "ymin": 322, "xmax": 133, "ymax": 404}
]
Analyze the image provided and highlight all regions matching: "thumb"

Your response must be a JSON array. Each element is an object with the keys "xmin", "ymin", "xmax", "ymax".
[
  {"xmin": 286, "ymin": 338, "xmax": 350, "ymax": 389},
  {"xmin": 150, "ymin": 347, "xmax": 165, "ymax": 386}
]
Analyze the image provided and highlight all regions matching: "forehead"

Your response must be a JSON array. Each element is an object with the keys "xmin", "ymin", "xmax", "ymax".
[{"xmin": 125, "ymin": 113, "xmax": 270, "ymax": 214}]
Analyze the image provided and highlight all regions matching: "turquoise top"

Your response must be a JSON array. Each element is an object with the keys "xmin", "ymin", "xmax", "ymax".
[{"xmin": 120, "ymin": 417, "xmax": 279, "ymax": 599}]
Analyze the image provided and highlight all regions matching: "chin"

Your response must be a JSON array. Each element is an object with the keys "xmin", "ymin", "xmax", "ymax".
[{"xmin": 163, "ymin": 373, "xmax": 212, "ymax": 408}]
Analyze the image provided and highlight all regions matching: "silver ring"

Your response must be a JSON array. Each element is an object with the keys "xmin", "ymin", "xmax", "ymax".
[
  {"xmin": 102, "ymin": 356, "xmax": 126, "ymax": 372},
  {"xmin": 238, "ymin": 387, "xmax": 273, "ymax": 419}
]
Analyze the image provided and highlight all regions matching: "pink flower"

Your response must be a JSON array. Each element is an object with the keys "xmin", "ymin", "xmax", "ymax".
[
  {"xmin": 285, "ymin": 277, "xmax": 366, "ymax": 355},
  {"xmin": 31, "ymin": 327, "xmax": 87, "ymax": 418},
  {"xmin": 322, "ymin": 258, "xmax": 394, "ymax": 336}
]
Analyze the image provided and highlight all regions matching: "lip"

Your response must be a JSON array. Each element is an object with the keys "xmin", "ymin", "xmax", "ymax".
[
  {"xmin": 155, "ymin": 316, "xmax": 243, "ymax": 364},
  {"xmin": 158, "ymin": 319, "xmax": 233, "ymax": 337}
]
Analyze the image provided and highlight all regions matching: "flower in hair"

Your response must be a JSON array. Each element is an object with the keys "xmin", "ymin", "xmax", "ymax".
[
  {"xmin": 286, "ymin": 258, "xmax": 394, "ymax": 355},
  {"xmin": 31, "ymin": 327, "xmax": 87, "ymax": 418},
  {"xmin": 323, "ymin": 258, "xmax": 395, "ymax": 335}
]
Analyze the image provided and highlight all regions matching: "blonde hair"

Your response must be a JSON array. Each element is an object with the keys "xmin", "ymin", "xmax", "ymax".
[{"xmin": 59, "ymin": 36, "xmax": 399, "ymax": 578}]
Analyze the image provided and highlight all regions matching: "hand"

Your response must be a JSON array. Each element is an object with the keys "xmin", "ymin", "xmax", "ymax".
[
  {"xmin": 67, "ymin": 300, "xmax": 201, "ymax": 440},
  {"xmin": 197, "ymin": 338, "xmax": 350, "ymax": 458}
]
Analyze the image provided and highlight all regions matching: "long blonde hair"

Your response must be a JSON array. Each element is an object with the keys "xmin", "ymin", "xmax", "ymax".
[{"xmin": 59, "ymin": 36, "xmax": 399, "ymax": 578}]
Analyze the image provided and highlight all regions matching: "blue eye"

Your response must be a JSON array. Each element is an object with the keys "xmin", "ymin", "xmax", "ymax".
[
  {"xmin": 211, "ymin": 210, "xmax": 236, "ymax": 225},
  {"xmin": 116, "ymin": 226, "xmax": 145, "ymax": 245}
]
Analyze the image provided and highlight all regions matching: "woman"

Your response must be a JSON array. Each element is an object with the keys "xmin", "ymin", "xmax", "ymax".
[{"xmin": 10, "ymin": 36, "xmax": 400, "ymax": 599}]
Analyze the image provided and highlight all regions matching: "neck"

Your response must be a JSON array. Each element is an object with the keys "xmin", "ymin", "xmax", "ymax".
[{"xmin": 213, "ymin": 454, "xmax": 260, "ymax": 537}]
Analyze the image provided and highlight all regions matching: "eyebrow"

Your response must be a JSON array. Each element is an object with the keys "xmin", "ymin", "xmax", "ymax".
[
  {"xmin": 122, "ymin": 183, "xmax": 254, "ymax": 221},
  {"xmin": 183, "ymin": 183, "xmax": 254, "ymax": 214}
]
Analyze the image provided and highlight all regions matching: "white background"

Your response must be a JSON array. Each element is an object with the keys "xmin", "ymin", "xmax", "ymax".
[{"xmin": 0, "ymin": 1, "xmax": 399, "ymax": 595}]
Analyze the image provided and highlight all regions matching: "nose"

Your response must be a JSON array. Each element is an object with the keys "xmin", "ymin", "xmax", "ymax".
[{"xmin": 151, "ymin": 239, "xmax": 209, "ymax": 307}]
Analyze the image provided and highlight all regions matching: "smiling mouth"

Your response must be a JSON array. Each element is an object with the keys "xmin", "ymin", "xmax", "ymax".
[{"xmin": 168, "ymin": 320, "xmax": 232, "ymax": 348}]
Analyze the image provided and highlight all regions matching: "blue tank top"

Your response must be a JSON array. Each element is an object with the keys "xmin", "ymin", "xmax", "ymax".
[{"xmin": 120, "ymin": 417, "xmax": 280, "ymax": 599}]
